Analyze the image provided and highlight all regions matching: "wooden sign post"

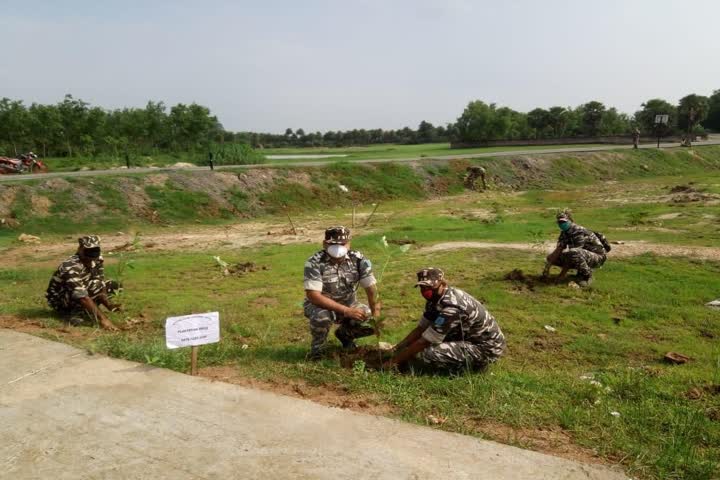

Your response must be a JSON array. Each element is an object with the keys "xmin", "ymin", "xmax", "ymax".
[{"xmin": 165, "ymin": 312, "xmax": 220, "ymax": 376}]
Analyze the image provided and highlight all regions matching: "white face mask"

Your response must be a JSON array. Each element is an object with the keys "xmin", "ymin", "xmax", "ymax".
[{"xmin": 327, "ymin": 244, "xmax": 348, "ymax": 259}]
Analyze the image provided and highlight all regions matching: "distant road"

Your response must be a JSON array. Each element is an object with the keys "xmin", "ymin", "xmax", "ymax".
[{"xmin": 2, "ymin": 138, "xmax": 719, "ymax": 183}]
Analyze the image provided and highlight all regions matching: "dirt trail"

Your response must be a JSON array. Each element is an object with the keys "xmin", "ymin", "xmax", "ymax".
[{"xmin": 423, "ymin": 241, "xmax": 720, "ymax": 261}]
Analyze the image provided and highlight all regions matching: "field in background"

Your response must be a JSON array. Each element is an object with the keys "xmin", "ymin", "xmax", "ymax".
[{"xmin": 2, "ymin": 148, "xmax": 720, "ymax": 479}]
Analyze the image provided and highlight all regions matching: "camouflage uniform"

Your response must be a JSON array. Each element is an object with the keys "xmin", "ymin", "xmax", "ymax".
[
  {"xmin": 303, "ymin": 249, "xmax": 376, "ymax": 354},
  {"xmin": 45, "ymin": 236, "xmax": 118, "ymax": 325},
  {"xmin": 550, "ymin": 223, "xmax": 606, "ymax": 279},
  {"xmin": 464, "ymin": 166, "xmax": 487, "ymax": 191},
  {"xmin": 414, "ymin": 286, "xmax": 505, "ymax": 372}
]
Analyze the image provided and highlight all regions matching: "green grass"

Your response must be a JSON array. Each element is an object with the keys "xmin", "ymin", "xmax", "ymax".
[{"xmin": 3, "ymin": 149, "xmax": 720, "ymax": 479}]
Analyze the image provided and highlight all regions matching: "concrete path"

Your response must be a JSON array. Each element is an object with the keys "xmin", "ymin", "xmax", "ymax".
[
  {"xmin": 2, "ymin": 138, "xmax": 719, "ymax": 183},
  {"xmin": 0, "ymin": 329, "xmax": 627, "ymax": 479}
]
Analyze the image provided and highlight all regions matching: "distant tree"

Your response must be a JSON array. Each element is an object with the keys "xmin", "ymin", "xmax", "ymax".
[
  {"xmin": 527, "ymin": 108, "xmax": 550, "ymax": 138},
  {"xmin": 578, "ymin": 101, "xmax": 606, "ymax": 136},
  {"xmin": 284, "ymin": 128, "xmax": 293, "ymax": 136},
  {"xmin": 547, "ymin": 107, "xmax": 569, "ymax": 137},
  {"xmin": 455, "ymin": 101, "xmax": 511, "ymax": 143},
  {"xmin": 678, "ymin": 94, "xmax": 710, "ymax": 133},
  {"xmin": 416, "ymin": 120, "xmax": 436, "ymax": 143},
  {"xmin": 0, "ymin": 98, "xmax": 30, "ymax": 154},
  {"xmin": 634, "ymin": 98, "xmax": 677, "ymax": 135},
  {"xmin": 598, "ymin": 108, "xmax": 631, "ymax": 135},
  {"xmin": 704, "ymin": 89, "xmax": 720, "ymax": 131},
  {"xmin": 295, "ymin": 128, "xmax": 305, "ymax": 137}
]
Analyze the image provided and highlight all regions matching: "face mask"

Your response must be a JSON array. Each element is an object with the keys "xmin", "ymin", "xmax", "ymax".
[
  {"xmin": 327, "ymin": 244, "xmax": 348, "ymax": 259},
  {"xmin": 421, "ymin": 288, "xmax": 435, "ymax": 300},
  {"xmin": 558, "ymin": 221, "xmax": 571, "ymax": 232}
]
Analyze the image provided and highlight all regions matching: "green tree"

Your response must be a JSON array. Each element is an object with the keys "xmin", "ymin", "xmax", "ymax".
[
  {"xmin": 0, "ymin": 98, "xmax": 30, "ymax": 154},
  {"xmin": 547, "ymin": 107, "xmax": 569, "ymax": 137},
  {"xmin": 634, "ymin": 99, "xmax": 677, "ymax": 135},
  {"xmin": 704, "ymin": 90, "xmax": 720, "ymax": 131},
  {"xmin": 416, "ymin": 120, "xmax": 437, "ymax": 143},
  {"xmin": 678, "ymin": 94, "xmax": 710, "ymax": 133},
  {"xmin": 578, "ymin": 101, "xmax": 606, "ymax": 136},
  {"xmin": 454, "ymin": 101, "xmax": 510, "ymax": 143},
  {"xmin": 527, "ymin": 108, "xmax": 550, "ymax": 138}
]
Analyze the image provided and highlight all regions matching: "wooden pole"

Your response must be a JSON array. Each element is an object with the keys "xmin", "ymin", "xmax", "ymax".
[
  {"xmin": 352, "ymin": 203, "xmax": 356, "ymax": 228},
  {"xmin": 286, "ymin": 213, "xmax": 298, "ymax": 235},
  {"xmin": 191, "ymin": 346, "xmax": 199, "ymax": 376},
  {"xmin": 363, "ymin": 203, "xmax": 380, "ymax": 227}
]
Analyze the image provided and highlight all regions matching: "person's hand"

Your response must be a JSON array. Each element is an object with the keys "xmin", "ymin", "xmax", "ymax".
[
  {"xmin": 372, "ymin": 301, "xmax": 382, "ymax": 318},
  {"xmin": 344, "ymin": 307, "xmax": 367, "ymax": 321},
  {"xmin": 99, "ymin": 318, "xmax": 119, "ymax": 331}
]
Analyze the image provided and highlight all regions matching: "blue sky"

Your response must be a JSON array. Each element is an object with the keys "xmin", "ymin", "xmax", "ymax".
[{"xmin": 1, "ymin": 0, "xmax": 718, "ymax": 132}]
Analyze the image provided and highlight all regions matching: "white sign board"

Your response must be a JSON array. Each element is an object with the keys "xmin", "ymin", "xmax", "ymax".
[
  {"xmin": 654, "ymin": 114, "xmax": 669, "ymax": 125},
  {"xmin": 165, "ymin": 312, "xmax": 220, "ymax": 349}
]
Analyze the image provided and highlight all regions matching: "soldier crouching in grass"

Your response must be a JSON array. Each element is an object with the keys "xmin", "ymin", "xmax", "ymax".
[
  {"xmin": 384, "ymin": 268, "xmax": 505, "ymax": 374},
  {"xmin": 544, "ymin": 209, "xmax": 609, "ymax": 287},
  {"xmin": 45, "ymin": 235, "xmax": 120, "ymax": 331},
  {"xmin": 303, "ymin": 226, "xmax": 381, "ymax": 360}
]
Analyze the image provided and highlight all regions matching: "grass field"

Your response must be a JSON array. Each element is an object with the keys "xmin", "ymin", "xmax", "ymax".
[
  {"xmin": 36, "ymin": 142, "xmax": 619, "ymax": 172},
  {"xmin": 2, "ymin": 160, "xmax": 720, "ymax": 479}
]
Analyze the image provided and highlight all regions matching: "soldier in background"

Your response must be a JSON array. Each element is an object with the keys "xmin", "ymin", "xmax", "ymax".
[
  {"xmin": 385, "ymin": 268, "xmax": 505, "ymax": 374},
  {"xmin": 544, "ymin": 210, "xmax": 608, "ymax": 287},
  {"xmin": 464, "ymin": 165, "xmax": 487, "ymax": 191},
  {"xmin": 632, "ymin": 128, "xmax": 641, "ymax": 149},
  {"xmin": 46, "ymin": 235, "xmax": 120, "ymax": 330},
  {"xmin": 303, "ymin": 226, "xmax": 381, "ymax": 359}
]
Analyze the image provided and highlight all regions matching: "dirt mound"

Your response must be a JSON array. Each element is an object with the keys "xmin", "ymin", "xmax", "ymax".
[
  {"xmin": 227, "ymin": 262, "xmax": 268, "ymax": 275},
  {"xmin": 669, "ymin": 184, "xmax": 697, "ymax": 193},
  {"xmin": 336, "ymin": 346, "xmax": 389, "ymax": 370}
]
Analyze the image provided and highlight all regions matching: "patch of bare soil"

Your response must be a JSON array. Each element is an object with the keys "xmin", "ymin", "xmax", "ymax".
[
  {"xmin": 444, "ymin": 208, "xmax": 496, "ymax": 222},
  {"xmin": 199, "ymin": 366, "xmax": 394, "ymax": 416},
  {"xmin": 0, "ymin": 186, "xmax": 18, "ymax": 217},
  {"xmin": 251, "ymin": 297, "xmax": 279, "ymax": 307},
  {"xmin": 422, "ymin": 241, "xmax": 720, "ymax": 261},
  {"xmin": 335, "ymin": 346, "xmax": 389, "ymax": 370},
  {"xmin": 503, "ymin": 269, "xmax": 555, "ymax": 292},
  {"xmin": 30, "ymin": 195, "xmax": 52, "ymax": 216},
  {"xmin": 2, "ymin": 221, "xmax": 327, "ymax": 267}
]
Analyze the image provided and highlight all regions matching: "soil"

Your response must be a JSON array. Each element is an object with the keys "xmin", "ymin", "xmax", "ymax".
[
  {"xmin": 335, "ymin": 346, "xmax": 389, "ymax": 370},
  {"xmin": 423, "ymin": 240, "xmax": 720, "ymax": 262},
  {"xmin": 199, "ymin": 366, "xmax": 395, "ymax": 416}
]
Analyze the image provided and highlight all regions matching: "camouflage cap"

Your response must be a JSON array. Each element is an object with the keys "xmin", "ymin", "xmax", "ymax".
[
  {"xmin": 324, "ymin": 226, "xmax": 350, "ymax": 245},
  {"xmin": 556, "ymin": 209, "xmax": 573, "ymax": 222},
  {"xmin": 415, "ymin": 267, "xmax": 445, "ymax": 288},
  {"xmin": 78, "ymin": 235, "xmax": 101, "ymax": 249}
]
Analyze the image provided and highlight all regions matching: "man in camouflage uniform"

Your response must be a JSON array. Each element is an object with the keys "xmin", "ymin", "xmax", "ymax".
[
  {"xmin": 304, "ymin": 226, "xmax": 381, "ymax": 359},
  {"xmin": 385, "ymin": 268, "xmax": 505, "ymax": 373},
  {"xmin": 544, "ymin": 210, "xmax": 607, "ymax": 287},
  {"xmin": 464, "ymin": 165, "xmax": 487, "ymax": 191},
  {"xmin": 46, "ymin": 235, "xmax": 120, "ymax": 331}
]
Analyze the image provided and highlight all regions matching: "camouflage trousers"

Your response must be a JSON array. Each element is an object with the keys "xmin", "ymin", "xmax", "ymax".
[
  {"xmin": 550, "ymin": 248, "xmax": 605, "ymax": 278},
  {"xmin": 304, "ymin": 301, "xmax": 373, "ymax": 354},
  {"xmin": 48, "ymin": 279, "xmax": 119, "ymax": 324},
  {"xmin": 411, "ymin": 341, "xmax": 498, "ymax": 373}
]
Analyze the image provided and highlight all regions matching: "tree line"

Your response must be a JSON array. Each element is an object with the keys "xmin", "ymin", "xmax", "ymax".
[{"xmin": 1, "ymin": 90, "xmax": 719, "ymax": 157}]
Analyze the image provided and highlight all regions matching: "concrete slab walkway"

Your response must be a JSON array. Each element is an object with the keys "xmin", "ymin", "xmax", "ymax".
[{"xmin": 0, "ymin": 329, "xmax": 628, "ymax": 479}]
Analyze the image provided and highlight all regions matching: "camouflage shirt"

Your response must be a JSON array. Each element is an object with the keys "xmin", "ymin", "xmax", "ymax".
[
  {"xmin": 557, "ymin": 224, "xmax": 605, "ymax": 255},
  {"xmin": 46, "ymin": 254, "xmax": 105, "ymax": 305},
  {"xmin": 303, "ymin": 250, "xmax": 376, "ymax": 306},
  {"xmin": 418, "ymin": 286, "xmax": 506, "ymax": 357}
]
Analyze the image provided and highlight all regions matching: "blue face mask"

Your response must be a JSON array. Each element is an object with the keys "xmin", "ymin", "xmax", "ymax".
[{"xmin": 558, "ymin": 221, "xmax": 571, "ymax": 232}]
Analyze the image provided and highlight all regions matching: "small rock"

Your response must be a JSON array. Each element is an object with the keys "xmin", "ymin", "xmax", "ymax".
[
  {"xmin": 610, "ymin": 411, "xmax": 621, "ymax": 418},
  {"xmin": 568, "ymin": 281, "xmax": 580, "ymax": 289},
  {"xmin": 18, "ymin": 233, "xmax": 41, "ymax": 243},
  {"xmin": 664, "ymin": 352, "xmax": 691, "ymax": 364},
  {"xmin": 241, "ymin": 344, "xmax": 249, "ymax": 350},
  {"xmin": 705, "ymin": 299, "xmax": 720, "ymax": 309},
  {"xmin": 544, "ymin": 325, "xmax": 556, "ymax": 333},
  {"xmin": 426, "ymin": 414, "xmax": 446, "ymax": 425},
  {"xmin": 377, "ymin": 342, "xmax": 394, "ymax": 351}
]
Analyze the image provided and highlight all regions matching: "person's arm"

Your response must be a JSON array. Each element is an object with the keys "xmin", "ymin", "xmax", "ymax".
[
  {"xmin": 386, "ymin": 336, "xmax": 431, "ymax": 368},
  {"xmin": 393, "ymin": 324, "xmax": 424, "ymax": 352},
  {"xmin": 305, "ymin": 290, "xmax": 367, "ymax": 321},
  {"xmin": 78, "ymin": 296, "xmax": 118, "ymax": 331},
  {"xmin": 364, "ymin": 284, "xmax": 381, "ymax": 318}
]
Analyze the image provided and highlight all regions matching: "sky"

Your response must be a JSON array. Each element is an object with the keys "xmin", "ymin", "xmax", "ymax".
[{"xmin": 1, "ymin": 0, "xmax": 718, "ymax": 133}]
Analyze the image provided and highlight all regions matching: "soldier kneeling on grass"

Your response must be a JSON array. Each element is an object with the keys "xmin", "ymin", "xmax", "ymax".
[
  {"xmin": 384, "ymin": 268, "xmax": 505, "ymax": 374},
  {"xmin": 45, "ymin": 235, "xmax": 120, "ymax": 331},
  {"xmin": 544, "ymin": 209, "xmax": 610, "ymax": 287},
  {"xmin": 303, "ymin": 226, "xmax": 381, "ymax": 360}
]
